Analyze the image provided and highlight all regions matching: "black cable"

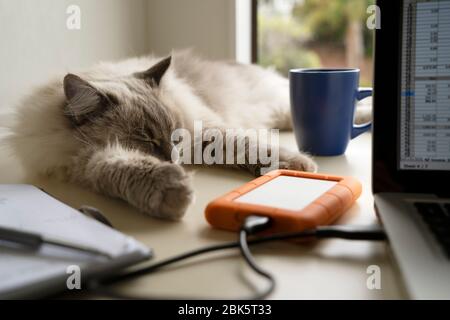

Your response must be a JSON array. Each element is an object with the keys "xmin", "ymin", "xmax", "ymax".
[
  {"xmin": 86, "ymin": 222, "xmax": 386, "ymax": 300},
  {"xmin": 238, "ymin": 229, "xmax": 275, "ymax": 299},
  {"xmin": 236, "ymin": 215, "xmax": 275, "ymax": 299},
  {"xmin": 95, "ymin": 229, "xmax": 317, "ymax": 286},
  {"xmin": 87, "ymin": 228, "xmax": 316, "ymax": 300},
  {"xmin": 316, "ymin": 224, "xmax": 387, "ymax": 241}
]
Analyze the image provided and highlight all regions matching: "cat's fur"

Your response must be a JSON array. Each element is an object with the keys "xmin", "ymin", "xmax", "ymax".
[{"xmin": 5, "ymin": 50, "xmax": 369, "ymax": 219}]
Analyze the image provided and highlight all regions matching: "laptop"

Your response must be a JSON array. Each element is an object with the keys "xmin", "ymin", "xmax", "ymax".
[{"xmin": 373, "ymin": 0, "xmax": 450, "ymax": 299}]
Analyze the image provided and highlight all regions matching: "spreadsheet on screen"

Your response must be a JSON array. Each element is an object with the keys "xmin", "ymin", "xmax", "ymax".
[{"xmin": 400, "ymin": 0, "xmax": 450, "ymax": 171}]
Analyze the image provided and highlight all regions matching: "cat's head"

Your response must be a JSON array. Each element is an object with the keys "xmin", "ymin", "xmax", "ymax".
[{"xmin": 62, "ymin": 56, "xmax": 178, "ymax": 161}]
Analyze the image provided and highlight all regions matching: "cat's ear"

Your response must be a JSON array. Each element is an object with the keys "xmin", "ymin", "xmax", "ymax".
[
  {"xmin": 135, "ymin": 56, "xmax": 171, "ymax": 87},
  {"xmin": 63, "ymin": 74, "xmax": 108, "ymax": 126}
]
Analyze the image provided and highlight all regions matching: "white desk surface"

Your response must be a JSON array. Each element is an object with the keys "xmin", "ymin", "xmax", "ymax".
[{"xmin": 0, "ymin": 132, "xmax": 408, "ymax": 299}]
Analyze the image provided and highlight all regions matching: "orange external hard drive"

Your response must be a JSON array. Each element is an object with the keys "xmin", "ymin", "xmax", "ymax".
[{"xmin": 205, "ymin": 170, "xmax": 362, "ymax": 233}]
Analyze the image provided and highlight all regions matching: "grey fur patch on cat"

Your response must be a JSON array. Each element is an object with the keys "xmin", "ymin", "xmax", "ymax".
[{"xmin": 5, "ymin": 50, "xmax": 370, "ymax": 220}]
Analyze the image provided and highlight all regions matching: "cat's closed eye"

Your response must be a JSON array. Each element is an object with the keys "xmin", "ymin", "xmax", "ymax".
[
  {"xmin": 131, "ymin": 136, "xmax": 170, "ymax": 160},
  {"xmin": 133, "ymin": 136, "xmax": 156, "ymax": 149}
]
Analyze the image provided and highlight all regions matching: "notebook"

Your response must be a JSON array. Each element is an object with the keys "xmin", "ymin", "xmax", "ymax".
[{"xmin": 0, "ymin": 184, "xmax": 152, "ymax": 299}]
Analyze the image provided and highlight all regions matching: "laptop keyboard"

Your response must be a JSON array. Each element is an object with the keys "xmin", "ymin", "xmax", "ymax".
[{"xmin": 414, "ymin": 202, "xmax": 450, "ymax": 258}]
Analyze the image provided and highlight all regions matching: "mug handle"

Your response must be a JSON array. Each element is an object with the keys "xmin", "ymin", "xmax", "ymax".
[{"xmin": 351, "ymin": 87, "xmax": 373, "ymax": 139}]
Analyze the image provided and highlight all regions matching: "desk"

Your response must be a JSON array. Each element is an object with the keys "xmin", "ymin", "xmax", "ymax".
[{"xmin": 0, "ymin": 132, "xmax": 407, "ymax": 299}]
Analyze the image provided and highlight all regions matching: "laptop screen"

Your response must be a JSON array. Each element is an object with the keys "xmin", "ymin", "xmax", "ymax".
[{"xmin": 399, "ymin": 0, "xmax": 450, "ymax": 171}]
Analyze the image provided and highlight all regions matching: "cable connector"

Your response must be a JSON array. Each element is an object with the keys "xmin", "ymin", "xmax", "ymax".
[{"xmin": 242, "ymin": 215, "xmax": 272, "ymax": 235}]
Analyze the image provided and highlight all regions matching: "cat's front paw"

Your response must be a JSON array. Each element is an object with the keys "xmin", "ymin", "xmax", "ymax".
[
  {"xmin": 145, "ymin": 163, "xmax": 194, "ymax": 220},
  {"xmin": 278, "ymin": 151, "xmax": 318, "ymax": 173}
]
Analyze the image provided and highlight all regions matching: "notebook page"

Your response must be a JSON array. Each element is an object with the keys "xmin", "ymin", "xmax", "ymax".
[{"xmin": 0, "ymin": 184, "xmax": 149, "ymax": 257}]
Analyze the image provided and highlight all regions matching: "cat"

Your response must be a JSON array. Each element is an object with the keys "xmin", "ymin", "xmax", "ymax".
[{"xmin": 4, "ymin": 50, "xmax": 370, "ymax": 220}]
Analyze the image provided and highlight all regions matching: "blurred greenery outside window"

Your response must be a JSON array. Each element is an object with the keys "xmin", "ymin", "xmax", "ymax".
[{"xmin": 257, "ymin": 0, "xmax": 375, "ymax": 86}]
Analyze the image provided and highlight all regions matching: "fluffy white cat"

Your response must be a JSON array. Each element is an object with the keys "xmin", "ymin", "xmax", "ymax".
[{"xmin": 2, "ymin": 50, "xmax": 369, "ymax": 219}]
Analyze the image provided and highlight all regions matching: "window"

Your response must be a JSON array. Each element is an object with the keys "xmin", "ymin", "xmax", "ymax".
[{"xmin": 255, "ymin": 0, "xmax": 375, "ymax": 86}]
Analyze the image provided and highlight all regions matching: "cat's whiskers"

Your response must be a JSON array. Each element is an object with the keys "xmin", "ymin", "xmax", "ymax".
[{"xmin": 74, "ymin": 128, "xmax": 92, "ymax": 147}]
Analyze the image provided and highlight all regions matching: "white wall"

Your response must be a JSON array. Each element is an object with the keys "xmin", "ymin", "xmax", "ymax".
[
  {"xmin": 147, "ymin": 0, "xmax": 236, "ymax": 60},
  {"xmin": 0, "ymin": 0, "xmax": 243, "ymax": 112},
  {"xmin": 0, "ymin": 0, "xmax": 149, "ymax": 110}
]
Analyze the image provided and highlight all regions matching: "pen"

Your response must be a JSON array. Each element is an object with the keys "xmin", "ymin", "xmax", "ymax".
[{"xmin": 0, "ymin": 225, "xmax": 113, "ymax": 259}]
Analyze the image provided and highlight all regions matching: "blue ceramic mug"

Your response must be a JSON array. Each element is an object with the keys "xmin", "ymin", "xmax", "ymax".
[{"xmin": 289, "ymin": 68, "xmax": 372, "ymax": 156}]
